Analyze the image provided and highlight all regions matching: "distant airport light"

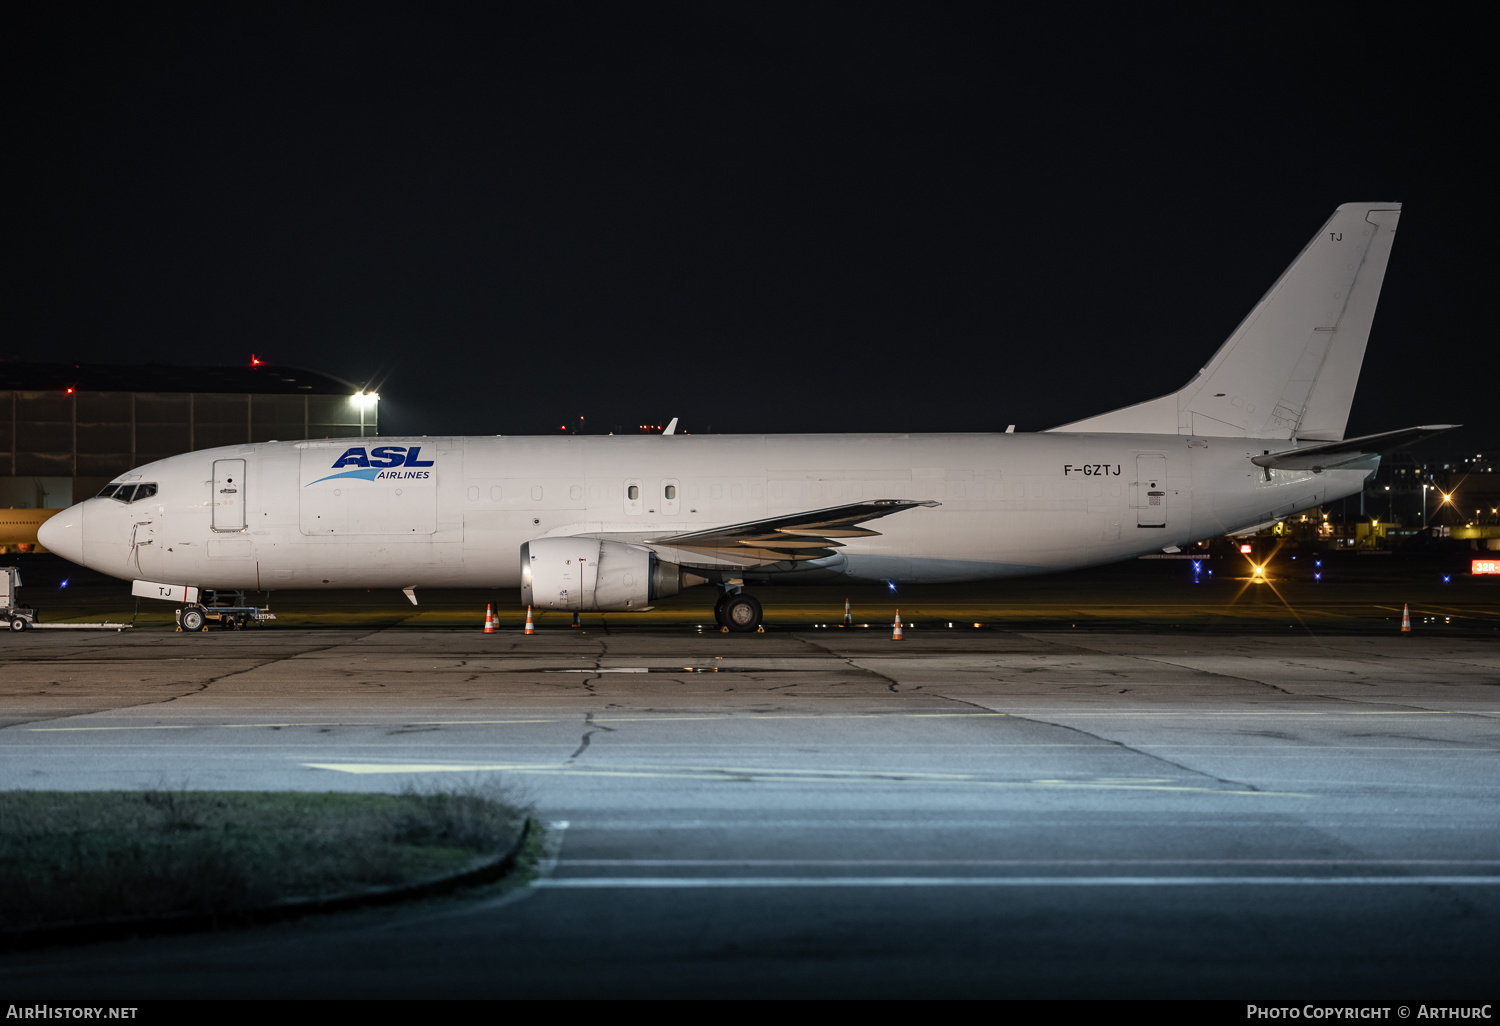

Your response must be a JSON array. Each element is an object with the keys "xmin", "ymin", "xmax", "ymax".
[
  {"xmin": 250, "ymin": 354, "xmax": 263, "ymax": 366},
  {"xmin": 351, "ymin": 392, "xmax": 379, "ymax": 409},
  {"xmin": 1253, "ymin": 565, "xmax": 1265, "ymax": 576}
]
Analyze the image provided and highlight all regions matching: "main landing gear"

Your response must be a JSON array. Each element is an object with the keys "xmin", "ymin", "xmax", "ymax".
[{"xmin": 713, "ymin": 588, "xmax": 763, "ymax": 633}]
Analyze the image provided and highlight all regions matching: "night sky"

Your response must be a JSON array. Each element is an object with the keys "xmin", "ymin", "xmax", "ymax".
[{"xmin": 15, "ymin": 4, "xmax": 1492, "ymax": 452}]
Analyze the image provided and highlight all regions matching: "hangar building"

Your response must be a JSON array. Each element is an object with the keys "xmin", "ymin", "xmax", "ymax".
[{"xmin": 1, "ymin": 361, "xmax": 378, "ymax": 511}]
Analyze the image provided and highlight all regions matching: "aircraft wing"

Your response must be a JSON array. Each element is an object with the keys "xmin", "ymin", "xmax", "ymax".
[
  {"xmin": 1250, "ymin": 425, "xmax": 1459, "ymax": 472},
  {"xmin": 644, "ymin": 499, "xmax": 939, "ymax": 567}
]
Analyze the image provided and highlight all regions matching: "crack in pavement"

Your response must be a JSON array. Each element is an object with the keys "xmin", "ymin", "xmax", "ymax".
[
  {"xmin": 898, "ymin": 637, "xmax": 1267, "ymax": 791},
  {"xmin": 570, "ymin": 710, "xmax": 616, "ymax": 760},
  {"xmin": 0, "ymin": 628, "xmax": 400, "ymax": 730},
  {"xmin": 793, "ymin": 634, "xmax": 901, "ymax": 693},
  {"xmin": 565, "ymin": 638, "xmax": 614, "ymax": 758}
]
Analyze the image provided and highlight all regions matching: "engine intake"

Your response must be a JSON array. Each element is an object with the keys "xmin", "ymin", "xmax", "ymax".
[{"xmin": 520, "ymin": 537, "xmax": 705, "ymax": 611}]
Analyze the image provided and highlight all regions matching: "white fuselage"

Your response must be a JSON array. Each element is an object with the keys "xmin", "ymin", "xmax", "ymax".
[{"xmin": 44, "ymin": 432, "xmax": 1365, "ymax": 593}]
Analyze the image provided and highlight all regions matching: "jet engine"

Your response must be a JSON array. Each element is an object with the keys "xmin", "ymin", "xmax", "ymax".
[{"xmin": 520, "ymin": 537, "xmax": 707, "ymax": 611}]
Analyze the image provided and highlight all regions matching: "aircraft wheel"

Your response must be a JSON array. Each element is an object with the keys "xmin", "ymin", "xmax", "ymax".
[
  {"xmin": 181, "ymin": 607, "xmax": 206, "ymax": 632},
  {"xmin": 722, "ymin": 594, "xmax": 762, "ymax": 633},
  {"xmin": 713, "ymin": 594, "xmax": 730, "ymax": 628}
]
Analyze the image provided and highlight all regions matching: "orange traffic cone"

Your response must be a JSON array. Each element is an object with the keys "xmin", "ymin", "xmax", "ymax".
[
  {"xmin": 484, "ymin": 604, "xmax": 494, "ymax": 633},
  {"xmin": 892, "ymin": 610, "xmax": 903, "ymax": 640},
  {"xmin": 1401, "ymin": 603, "xmax": 1411, "ymax": 633},
  {"xmin": 844, "ymin": 598, "xmax": 852, "ymax": 625},
  {"xmin": 524, "ymin": 605, "xmax": 535, "ymax": 635}
]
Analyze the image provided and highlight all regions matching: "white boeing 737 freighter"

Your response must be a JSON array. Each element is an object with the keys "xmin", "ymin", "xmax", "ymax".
[{"xmin": 37, "ymin": 202, "xmax": 1453, "ymax": 632}]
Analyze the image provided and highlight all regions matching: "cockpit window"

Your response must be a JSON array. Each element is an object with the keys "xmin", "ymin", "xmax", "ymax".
[{"xmin": 100, "ymin": 483, "xmax": 157, "ymax": 503}]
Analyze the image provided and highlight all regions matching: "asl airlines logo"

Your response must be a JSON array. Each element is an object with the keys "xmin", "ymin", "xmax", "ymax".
[{"xmin": 306, "ymin": 446, "xmax": 435, "ymax": 486}]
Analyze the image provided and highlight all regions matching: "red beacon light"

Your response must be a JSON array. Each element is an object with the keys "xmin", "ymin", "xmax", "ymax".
[{"xmin": 250, "ymin": 354, "xmax": 263, "ymax": 366}]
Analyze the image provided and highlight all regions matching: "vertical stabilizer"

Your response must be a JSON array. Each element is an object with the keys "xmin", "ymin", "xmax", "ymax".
[{"xmin": 1050, "ymin": 202, "xmax": 1401, "ymax": 440}]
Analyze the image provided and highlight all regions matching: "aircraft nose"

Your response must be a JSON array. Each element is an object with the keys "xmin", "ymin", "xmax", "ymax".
[{"xmin": 37, "ymin": 503, "xmax": 86, "ymax": 565}]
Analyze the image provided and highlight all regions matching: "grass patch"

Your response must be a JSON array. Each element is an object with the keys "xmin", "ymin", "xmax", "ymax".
[{"xmin": 0, "ymin": 781, "xmax": 529, "ymax": 933}]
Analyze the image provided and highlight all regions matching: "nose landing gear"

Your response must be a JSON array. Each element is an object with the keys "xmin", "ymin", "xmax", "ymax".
[{"xmin": 175, "ymin": 591, "xmax": 276, "ymax": 632}]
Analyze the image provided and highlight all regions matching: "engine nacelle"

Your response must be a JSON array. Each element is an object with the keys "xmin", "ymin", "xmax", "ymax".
[{"xmin": 520, "ymin": 537, "xmax": 704, "ymax": 611}]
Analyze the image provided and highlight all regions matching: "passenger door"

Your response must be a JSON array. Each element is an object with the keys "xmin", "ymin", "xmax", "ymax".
[
  {"xmin": 212, "ymin": 459, "xmax": 246, "ymax": 532},
  {"xmin": 1135, "ymin": 454, "xmax": 1167, "ymax": 529}
]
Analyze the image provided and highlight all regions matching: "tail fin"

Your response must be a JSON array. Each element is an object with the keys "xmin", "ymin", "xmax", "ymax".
[{"xmin": 1050, "ymin": 202, "xmax": 1401, "ymax": 440}]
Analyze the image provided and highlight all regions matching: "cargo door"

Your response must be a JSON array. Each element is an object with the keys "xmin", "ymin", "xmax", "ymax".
[
  {"xmin": 299, "ymin": 443, "xmax": 438, "ymax": 536},
  {"xmin": 1135, "ymin": 454, "xmax": 1167, "ymax": 529},
  {"xmin": 212, "ymin": 459, "xmax": 246, "ymax": 532}
]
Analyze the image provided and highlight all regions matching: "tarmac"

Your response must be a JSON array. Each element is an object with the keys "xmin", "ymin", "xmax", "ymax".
[{"xmin": 0, "ymin": 551, "xmax": 1497, "ymax": 998}]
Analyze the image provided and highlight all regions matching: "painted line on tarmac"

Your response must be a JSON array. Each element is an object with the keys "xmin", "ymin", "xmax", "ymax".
[
  {"xmin": 24, "ymin": 708, "xmax": 1482, "ymax": 732},
  {"xmin": 301, "ymin": 761, "xmax": 1313, "ymax": 796},
  {"xmin": 533, "ymin": 875, "xmax": 1500, "ymax": 888},
  {"xmin": 561, "ymin": 858, "xmax": 1500, "ymax": 867}
]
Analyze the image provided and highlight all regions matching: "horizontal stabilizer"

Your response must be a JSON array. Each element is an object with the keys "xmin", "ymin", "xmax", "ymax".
[{"xmin": 1251, "ymin": 424, "xmax": 1458, "ymax": 472}]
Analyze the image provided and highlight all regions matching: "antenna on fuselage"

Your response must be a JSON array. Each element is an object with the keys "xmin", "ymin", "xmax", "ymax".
[{"xmin": 663, "ymin": 418, "xmax": 678, "ymax": 435}]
